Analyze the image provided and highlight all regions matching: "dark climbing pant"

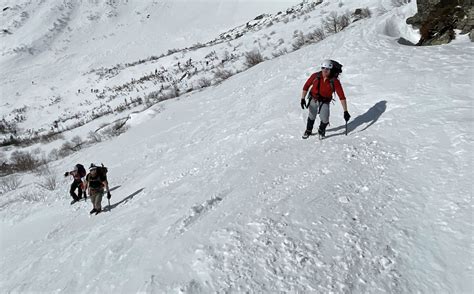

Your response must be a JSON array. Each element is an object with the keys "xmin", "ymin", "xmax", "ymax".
[{"xmin": 70, "ymin": 179, "xmax": 83, "ymax": 201}]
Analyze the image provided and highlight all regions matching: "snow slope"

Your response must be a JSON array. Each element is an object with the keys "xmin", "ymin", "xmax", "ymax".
[
  {"xmin": 1, "ymin": 1, "xmax": 473, "ymax": 293},
  {"xmin": 0, "ymin": 0, "xmax": 299, "ymax": 65},
  {"xmin": 0, "ymin": 0, "xmax": 302, "ymax": 142}
]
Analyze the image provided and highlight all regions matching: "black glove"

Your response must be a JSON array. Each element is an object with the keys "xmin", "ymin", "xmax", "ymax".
[
  {"xmin": 344, "ymin": 111, "xmax": 351, "ymax": 122},
  {"xmin": 107, "ymin": 192, "xmax": 111, "ymax": 199},
  {"xmin": 300, "ymin": 98, "xmax": 306, "ymax": 109},
  {"xmin": 64, "ymin": 172, "xmax": 69, "ymax": 177}
]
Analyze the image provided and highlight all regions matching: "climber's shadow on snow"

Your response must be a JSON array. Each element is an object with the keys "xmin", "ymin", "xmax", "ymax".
[
  {"xmin": 109, "ymin": 185, "xmax": 121, "ymax": 192},
  {"xmin": 326, "ymin": 100, "xmax": 387, "ymax": 138},
  {"xmin": 106, "ymin": 188, "xmax": 144, "ymax": 211}
]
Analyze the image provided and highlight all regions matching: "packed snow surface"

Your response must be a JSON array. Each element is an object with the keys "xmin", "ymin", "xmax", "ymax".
[{"xmin": 1, "ymin": 0, "xmax": 473, "ymax": 293}]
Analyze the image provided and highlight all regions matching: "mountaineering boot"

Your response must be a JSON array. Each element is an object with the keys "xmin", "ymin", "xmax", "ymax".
[
  {"xmin": 302, "ymin": 118, "xmax": 315, "ymax": 139},
  {"xmin": 70, "ymin": 195, "xmax": 81, "ymax": 204},
  {"xmin": 95, "ymin": 208, "xmax": 102, "ymax": 215},
  {"xmin": 318, "ymin": 122, "xmax": 329, "ymax": 138},
  {"xmin": 90, "ymin": 208, "xmax": 97, "ymax": 214},
  {"xmin": 302, "ymin": 130, "xmax": 312, "ymax": 139}
]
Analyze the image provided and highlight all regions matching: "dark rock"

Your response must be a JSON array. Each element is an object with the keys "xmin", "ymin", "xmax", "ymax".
[
  {"xmin": 423, "ymin": 29, "xmax": 455, "ymax": 45},
  {"xmin": 407, "ymin": 0, "xmax": 474, "ymax": 45}
]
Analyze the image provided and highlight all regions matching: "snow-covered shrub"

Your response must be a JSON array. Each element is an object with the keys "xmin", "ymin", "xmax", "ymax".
[
  {"xmin": 360, "ymin": 8, "xmax": 372, "ymax": 18},
  {"xmin": 114, "ymin": 103, "xmax": 128, "ymax": 113},
  {"xmin": 58, "ymin": 141, "xmax": 74, "ymax": 158},
  {"xmin": 292, "ymin": 31, "xmax": 306, "ymax": 50},
  {"xmin": 71, "ymin": 135, "xmax": 84, "ymax": 149},
  {"xmin": 0, "ymin": 174, "xmax": 22, "ymax": 194},
  {"xmin": 272, "ymin": 48, "xmax": 288, "ymax": 58},
  {"xmin": 35, "ymin": 165, "xmax": 57, "ymax": 191},
  {"xmin": 10, "ymin": 150, "xmax": 40, "ymax": 172},
  {"xmin": 306, "ymin": 27, "xmax": 326, "ymax": 43},
  {"xmin": 214, "ymin": 69, "xmax": 233, "ymax": 82},
  {"xmin": 87, "ymin": 131, "xmax": 102, "ymax": 143},
  {"xmin": 19, "ymin": 191, "xmax": 44, "ymax": 202},
  {"xmin": 220, "ymin": 50, "xmax": 231, "ymax": 63},
  {"xmin": 0, "ymin": 136, "xmax": 17, "ymax": 147},
  {"xmin": 244, "ymin": 50, "xmax": 264, "ymax": 68},
  {"xmin": 144, "ymin": 90, "xmax": 161, "ymax": 105},
  {"xmin": 102, "ymin": 121, "xmax": 129, "ymax": 138},
  {"xmin": 323, "ymin": 12, "xmax": 339, "ymax": 34},
  {"xmin": 39, "ymin": 132, "xmax": 64, "ymax": 144},
  {"xmin": 197, "ymin": 77, "xmax": 212, "ymax": 88},
  {"xmin": 48, "ymin": 148, "xmax": 60, "ymax": 161},
  {"xmin": 164, "ymin": 85, "xmax": 180, "ymax": 100},
  {"xmin": 339, "ymin": 12, "xmax": 351, "ymax": 29},
  {"xmin": 0, "ymin": 118, "xmax": 18, "ymax": 135},
  {"xmin": 323, "ymin": 11, "xmax": 351, "ymax": 34},
  {"xmin": 167, "ymin": 48, "xmax": 179, "ymax": 55}
]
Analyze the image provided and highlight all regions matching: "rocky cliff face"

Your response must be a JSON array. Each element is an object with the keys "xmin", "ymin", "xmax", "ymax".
[{"xmin": 407, "ymin": 0, "xmax": 474, "ymax": 45}]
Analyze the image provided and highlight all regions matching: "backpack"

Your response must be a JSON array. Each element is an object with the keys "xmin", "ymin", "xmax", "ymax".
[
  {"xmin": 96, "ymin": 164, "xmax": 108, "ymax": 181},
  {"xmin": 329, "ymin": 60, "xmax": 343, "ymax": 78},
  {"xmin": 76, "ymin": 164, "xmax": 86, "ymax": 178}
]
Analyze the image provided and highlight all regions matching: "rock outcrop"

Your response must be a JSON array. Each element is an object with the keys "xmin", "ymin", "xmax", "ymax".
[{"xmin": 407, "ymin": 0, "xmax": 474, "ymax": 45}]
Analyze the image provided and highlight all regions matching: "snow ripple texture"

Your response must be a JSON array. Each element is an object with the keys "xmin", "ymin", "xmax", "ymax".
[{"xmin": 1, "ymin": 1, "xmax": 473, "ymax": 293}]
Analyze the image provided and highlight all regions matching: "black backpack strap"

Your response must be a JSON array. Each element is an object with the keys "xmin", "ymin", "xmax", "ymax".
[
  {"xmin": 315, "ymin": 72, "xmax": 322, "ymax": 98},
  {"xmin": 313, "ymin": 72, "xmax": 336, "ymax": 104},
  {"xmin": 318, "ymin": 101, "xmax": 324, "ymax": 114}
]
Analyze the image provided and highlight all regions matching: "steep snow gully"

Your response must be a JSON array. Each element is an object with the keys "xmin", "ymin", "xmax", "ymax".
[{"xmin": 1, "ymin": 1, "xmax": 473, "ymax": 293}]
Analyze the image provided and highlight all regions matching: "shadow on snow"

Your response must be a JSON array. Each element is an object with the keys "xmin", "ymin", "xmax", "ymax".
[
  {"xmin": 106, "ymin": 188, "xmax": 145, "ymax": 211},
  {"xmin": 325, "ymin": 100, "xmax": 387, "ymax": 138},
  {"xmin": 109, "ymin": 185, "xmax": 121, "ymax": 192}
]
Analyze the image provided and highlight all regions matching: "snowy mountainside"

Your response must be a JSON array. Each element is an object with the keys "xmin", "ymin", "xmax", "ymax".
[
  {"xmin": 1, "ymin": 0, "xmax": 382, "ymax": 157},
  {"xmin": 0, "ymin": 0, "xmax": 302, "ymax": 147},
  {"xmin": 1, "ymin": 0, "xmax": 473, "ymax": 293}
]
